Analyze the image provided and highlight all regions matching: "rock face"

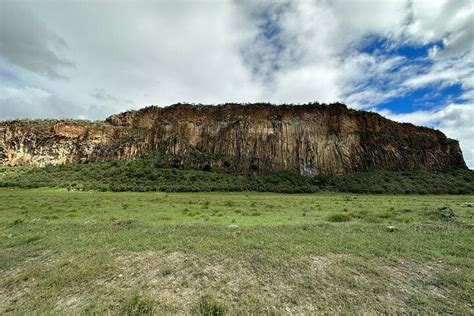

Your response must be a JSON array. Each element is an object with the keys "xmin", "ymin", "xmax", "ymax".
[{"xmin": 0, "ymin": 103, "xmax": 467, "ymax": 176}]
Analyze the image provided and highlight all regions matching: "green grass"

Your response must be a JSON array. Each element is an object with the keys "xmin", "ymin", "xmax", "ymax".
[
  {"xmin": 1, "ymin": 160, "xmax": 473, "ymax": 194},
  {"xmin": 120, "ymin": 291, "xmax": 155, "ymax": 315},
  {"xmin": 1, "ymin": 188, "xmax": 473, "ymax": 313},
  {"xmin": 197, "ymin": 296, "xmax": 227, "ymax": 316}
]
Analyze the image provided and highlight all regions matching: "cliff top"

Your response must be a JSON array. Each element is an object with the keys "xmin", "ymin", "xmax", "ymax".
[
  {"xmin": 0, "ymin": 102, "xmax": 452, "ymax": 143},
  {"xmin": 105, "ymin": 102, "xmax": 449, "ymax": 140}
]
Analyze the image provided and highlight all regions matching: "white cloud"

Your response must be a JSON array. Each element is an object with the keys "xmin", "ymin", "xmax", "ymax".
[
  {"xmin": 0, "ymin": 85, "xmax": 83, "ymax": 119},
  {"xmin": 0, "ymin": 0, "xmax": 263, "ymax": 119},
  {"xmin": 340, "ymin": 53, "xmax": 410, "ymax": 108},
  {"xmin": 0, "ymin": 2, "xmax": 74, "ymax": 79},
  {"xmin": 0, "ymin": 0, "xmax": 472, "ymax": 167},
  {"xmin": 1, "ymin": 0, "xmax": 471, "ymax": 116},
  {"xmin": 403, "ymin": 53, "xmax": 474, "ymax": 87},
  {"xmin": 404, "ymin": 0, "xmax": 474, "ymax": 48}
]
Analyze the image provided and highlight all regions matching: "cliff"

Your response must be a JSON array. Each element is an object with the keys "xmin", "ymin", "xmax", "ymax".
[{"xmin": 0, "ymin": 103, "xmax": 467, "ymax": 176}]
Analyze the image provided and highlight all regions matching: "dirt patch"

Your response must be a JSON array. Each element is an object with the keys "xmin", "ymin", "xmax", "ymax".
[
  {"xmin": 111, "ymin": 251, "xmax": 261, "ymax": 312},
  {"xmin": 1, "ymin": 250, "xmax": 470, "ymax": 314},
  {"xmin": 0, "ymin": 250, "xmax": 58, "ymax": 313},
  {"xmin": 108, "ymin": 251, "xmax": 457, "ymax": 314}
]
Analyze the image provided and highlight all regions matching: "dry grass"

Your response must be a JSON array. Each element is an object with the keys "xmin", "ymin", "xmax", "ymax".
[{"xmin": 1, "ymin": 249, "xmax": 470, "ymax": 314}]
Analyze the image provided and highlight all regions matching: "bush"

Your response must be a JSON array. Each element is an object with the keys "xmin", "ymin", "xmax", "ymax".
[
  {"xmin": 437, "ymin": 206, "xmax": 456, "ymax": 221},
  {"xmin": 327, "ymin": 213, "xmax": 352, "ymax": 222},
  {"xmin": 1, "ymin": 161, "xmax": 472, "ymax": 194}
]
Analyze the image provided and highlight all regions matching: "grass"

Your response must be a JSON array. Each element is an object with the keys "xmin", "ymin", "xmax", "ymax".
[
  {"xmin": 197, "ymin": 296, "xmax": 227, "ymax": 316},
  {"xmin": 0, "ymin": 188, "xmax": 473, "ymax": 313},
  {"xmin": 120, "ymin": 291, "xmax": 155, "ymax": 315}
]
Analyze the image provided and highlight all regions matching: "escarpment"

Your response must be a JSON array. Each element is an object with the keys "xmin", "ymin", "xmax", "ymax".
[{"xmin": 0, "ymin": 103, "xmax": 467, "ymax": 176}]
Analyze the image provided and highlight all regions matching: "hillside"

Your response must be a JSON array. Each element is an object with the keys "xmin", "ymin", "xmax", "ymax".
[{"xmin": 0, "ymin": 103, "xmax": 467, "ymax": 176}]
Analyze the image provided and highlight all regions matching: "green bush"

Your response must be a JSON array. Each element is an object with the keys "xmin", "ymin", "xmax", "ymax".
[
  {"xmin": 327, "ymin": 213, "xmax": 352, "ymax": 222},
  {"xmin": 0, "ymin": 162, "xmax": 472, "ymax": 194},
  {"xmin": 436, "ymin": 206, "xmax": 456, "ymax": 221}
]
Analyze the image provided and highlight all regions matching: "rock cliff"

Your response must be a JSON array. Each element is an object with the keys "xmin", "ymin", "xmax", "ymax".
[{"xmin": 0, "ymin": 103, "xmax": 467, "ymax": 176}]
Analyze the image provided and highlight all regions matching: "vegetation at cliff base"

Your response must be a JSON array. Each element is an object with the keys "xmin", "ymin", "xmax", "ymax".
[
  {"xmin": 0, "ymin": 160, "xmax": 473, "ymax": 194},
  {"xmin": 325, "ymin": 168, "xmax": 474, "ymax": 194},
  {"xmin": 1, "ymin": 189, "xmax": 473, "ymax": 313}
]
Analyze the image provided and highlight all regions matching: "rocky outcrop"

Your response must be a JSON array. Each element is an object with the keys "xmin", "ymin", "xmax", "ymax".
[{"xmin": 0, "ymin": 103, "xmax": 467, "ymax": 175}]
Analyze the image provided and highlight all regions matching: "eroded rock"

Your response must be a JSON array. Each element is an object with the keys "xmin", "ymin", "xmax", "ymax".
[{"xmin": 0, "ymin": 103, "xmax": 467, "ymax": 176}]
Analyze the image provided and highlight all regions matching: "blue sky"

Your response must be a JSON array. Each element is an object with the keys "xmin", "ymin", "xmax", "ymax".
[
  {"xmin": 355, "ymin": 37, "xmax": 462, "ymax": 112},
  {"xmin": 0, "ymin": 0, "xmax": 473, "ymax": 167}
]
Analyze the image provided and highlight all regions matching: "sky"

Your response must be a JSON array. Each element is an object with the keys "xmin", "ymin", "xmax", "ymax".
[{"xmin": 0, "ymin": 0, "xmax": 473, "ymax": 168}]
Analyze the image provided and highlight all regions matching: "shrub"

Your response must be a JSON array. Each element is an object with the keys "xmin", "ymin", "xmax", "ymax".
[
  {"xmin": 437, "ymin": 206, "xmax": 456, "ymax": 221},
  {"xmin": 1, "ymin": 161, "xmax": 472, "ymax": 194},
  {"xmin": 327, "ymin": 213, "xmax": 352, "ymax": 222}
]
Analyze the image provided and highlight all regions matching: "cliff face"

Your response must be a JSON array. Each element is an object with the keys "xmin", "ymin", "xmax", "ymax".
[{"xmin": 0, "ymin": 103, "xmax": 467, "ymax": 176}]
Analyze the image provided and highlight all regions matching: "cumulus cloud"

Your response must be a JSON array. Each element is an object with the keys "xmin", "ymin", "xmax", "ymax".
[
  {"xmin": 0, "ymin": 85, "xmax": 82, "ymax": 119},
  {"xmin": 0, "ymin": 1, "xmax": 74, "ymax": 79},
  {"xmin": 1, "ymin": 0, "xmax": 471, "ymax": 114},
  {"xmin": 236, "ymin": 0, "xmax": 473, "ymax": 109},
  {"xmin": 0, "ymin": 0, "xmax": 472, "ymax": 167},
  {"xmin": 237, "ymin": 0, "xmax": 408, "ymax": 104},
  {"xmin": 0, "ymin": 0, "xmax": 262, "ymax": 119}
]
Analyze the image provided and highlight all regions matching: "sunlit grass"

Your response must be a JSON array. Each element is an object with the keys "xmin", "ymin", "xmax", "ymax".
[{"xmin": 1, "ymin": 188, "xmax": 473, "ymax": 313}]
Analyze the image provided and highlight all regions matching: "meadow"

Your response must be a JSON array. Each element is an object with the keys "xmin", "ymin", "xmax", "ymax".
[{"xmin": 1, "ymin": 188, "xmax": 473, "ymax": 314}]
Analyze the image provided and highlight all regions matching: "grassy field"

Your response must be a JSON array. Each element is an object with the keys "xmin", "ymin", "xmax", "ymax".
[{"xmin": 1, "ymin": 188, "xmax": 473, "ymax": 314}]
